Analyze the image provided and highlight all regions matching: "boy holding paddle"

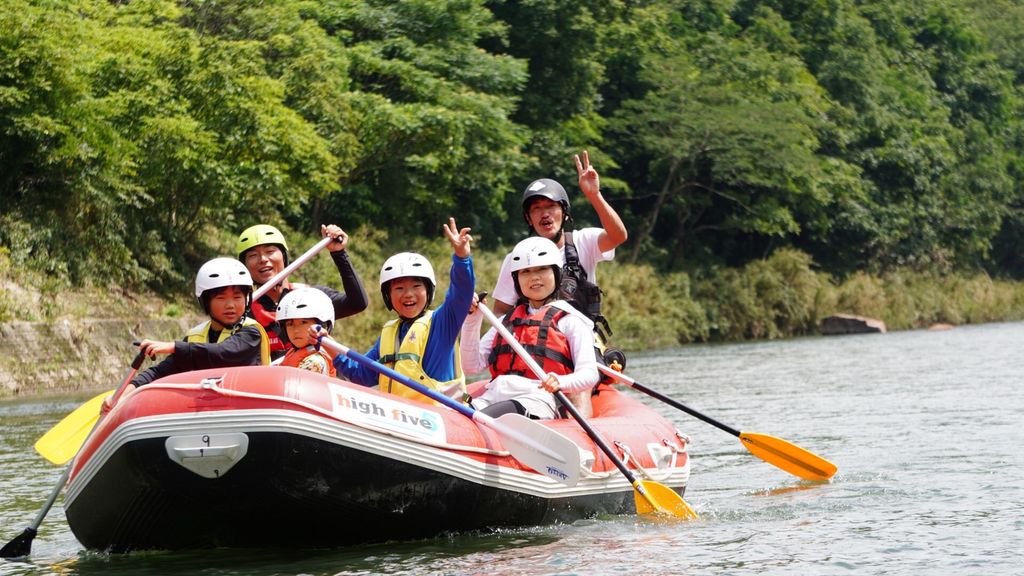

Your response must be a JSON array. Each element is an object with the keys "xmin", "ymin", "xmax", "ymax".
[
  {"xmin": 119, "ymin": 258, "xmax": 272, "ymax": 390},
  {"xmin": 316, "ymin": 217, "xmax": 475, "ymax": 402}
]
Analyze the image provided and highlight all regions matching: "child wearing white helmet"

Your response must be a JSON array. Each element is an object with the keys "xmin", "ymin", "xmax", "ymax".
[
  {"xmin": 276, "ymin": 287, "xmax": 337, "ymax": 376},
  {"xmin": 319, "ymin": 218, "xmax": 475, "ymax": 402},
  {"xmin": 128, "ymin": 258, "xmax": 272, "ymax": 387},
  {"xmin": 460, "ymin": 236, "xmax": 599, "ymax": 419}
]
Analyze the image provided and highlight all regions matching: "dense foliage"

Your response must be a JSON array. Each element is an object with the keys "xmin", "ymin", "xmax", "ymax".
[{"xmin": 4, "ymin": 0, "xmax": 1024, "ymax": 293}]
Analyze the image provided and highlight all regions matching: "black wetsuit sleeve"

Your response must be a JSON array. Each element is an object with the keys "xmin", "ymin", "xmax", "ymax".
[
  {"xmin": 130, "ymin": 327, "xmax": 263, "ymax": 386},
  {"xmin": 130, "ymin": 355, "xmax": 178, "ymax": 387},
  {"xmin": 314, "ymin": 250, "xmax": 369, "ymax": 320},
  {"xmin": 176, "ymin": 326, "xmax": 263, "ymax": 368}
]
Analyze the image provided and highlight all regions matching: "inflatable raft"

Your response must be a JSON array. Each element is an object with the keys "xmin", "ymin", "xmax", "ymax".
[{"xmin": 63, "ymin": 366, "xmax": 691, "ymax": 551}]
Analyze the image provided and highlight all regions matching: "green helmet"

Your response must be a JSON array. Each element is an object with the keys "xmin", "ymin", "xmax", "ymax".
[{"xmin": 236, "ymin": 224, "xmax": 290, "ymax": 262}]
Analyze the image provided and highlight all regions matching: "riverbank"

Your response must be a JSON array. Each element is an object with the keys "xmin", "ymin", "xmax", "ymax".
[{"xmin": 4, "ymin": 247, "xmax": 1024, "ymax": 398}]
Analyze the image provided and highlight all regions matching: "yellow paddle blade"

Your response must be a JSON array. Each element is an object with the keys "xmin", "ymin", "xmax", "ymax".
[
  {"xmin": 633, "ymin": 479, "xmax": 698, "ymax": 519},
  {"xmin": 739, "ymin": 432, "xmax": 837, "ymax": 481},
  {"xmin": 34, "ymin": 389, "xmax": 112, "ymax": 465}
]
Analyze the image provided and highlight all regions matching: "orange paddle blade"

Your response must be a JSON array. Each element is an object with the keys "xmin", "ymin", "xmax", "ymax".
[
  {"xmin": 34, "ymin": 390, "xmax": 112, "ymax": 465},
  {"xmin": 633, "ymin": 480, "xmax": 698, "ymax": 519},
  {"xmin": 739, "ymin": 432, "xmax": 837, "ymax": 481}
]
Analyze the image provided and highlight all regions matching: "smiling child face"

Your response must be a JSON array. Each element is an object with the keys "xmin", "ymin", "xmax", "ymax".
[
  {"xmin": 517, "ymin": 265, "xmax": 557, "ymax": 306},
  {"xmin": 389, "ymin": 277, "xmax": 428, "ymax": 319}
]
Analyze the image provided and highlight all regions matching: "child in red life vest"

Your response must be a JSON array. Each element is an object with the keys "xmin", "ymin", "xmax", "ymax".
[
  {"xmin": 460, "ymin": 237, "xmax": 599, "ymax": 419},
  {"xmin": 276, "ymin": 287, "xmax": 337, "ymax": 376}
]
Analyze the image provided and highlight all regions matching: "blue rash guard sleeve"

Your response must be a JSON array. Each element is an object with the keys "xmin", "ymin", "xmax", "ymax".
[
  {"xmin": 332, "ymin": 336, "xmax": 383, "ymax": 387},
  {"xmin": 419, "ymin": 254, "xmax": 474, "ymax": 382}
]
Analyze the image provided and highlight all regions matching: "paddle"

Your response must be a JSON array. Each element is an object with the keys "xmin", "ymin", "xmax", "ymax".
[
  {"xmin": 1, "ymin": 349, "xmax": 146, "ymax": 560},
  {"xmin": 476, "ymin": 304, "xmax": 697, "ymax": 519},
  {"xmin": 597, "ymin": 364, "xmax": 837, "ymax": 481},
  {"xmin": 315, "ymin": 334, "xmax": 583, "ymax": 487}
]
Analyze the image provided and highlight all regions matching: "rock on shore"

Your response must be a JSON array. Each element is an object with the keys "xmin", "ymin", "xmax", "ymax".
[{"xmin": 820, "ymin": 314, "xmax": 887, "ymax": 335}]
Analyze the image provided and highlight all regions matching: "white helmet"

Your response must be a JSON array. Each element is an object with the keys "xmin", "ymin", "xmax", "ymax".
[
  {"xmin": 194, "ymin": 257, "xmax": 254, "ymax": 314},
  {"xmin": 510, "ymin": 237, "xmax": 562, "ymax": 301},
  {"xmin": 509, "ymin": 237, "xmax": 562, "ymax": 273},
  {"xmin": 277, "ymin": 287, "xmax": 334, "ymax": 324},
  {"xmin": 379, "ymin": 252, "xmax": 436, "ymax": 287},
  {"xmin": 277, "ymin": 287, "xmax": 334, "ymax": 344},
  {"xmin": 379, "ymin": 252, "xmax": 436, "ymax": 311},
  {"xmin": 195, "ymin": 257, "xmax": 253, "ymax": 298}
]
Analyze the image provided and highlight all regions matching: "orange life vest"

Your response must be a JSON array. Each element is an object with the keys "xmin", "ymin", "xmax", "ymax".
[
  {"xmin": 488, "ymin": 304, "xmax": 575, "ymax": 379},
  {"xmin": 280, "ymin": 345, "xmax": 336, "ymax": 377}
]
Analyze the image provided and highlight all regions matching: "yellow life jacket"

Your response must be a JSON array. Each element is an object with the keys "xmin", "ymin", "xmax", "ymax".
[
  {"xmin": 185, "ymin": 317, "xmax": 271, "ymax": 366},
  {"xmin": 377, "ymin": 310, "xmax": 465, "ymax": 402}
]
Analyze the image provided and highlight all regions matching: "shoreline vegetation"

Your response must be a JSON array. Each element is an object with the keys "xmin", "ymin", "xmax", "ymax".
[
  {"xmin": 3, "ymin": 239, "xmax": 1023, "ymax": 399},
  {"xmin": 6, "ymin": 2, "xmax": 1024, "ymax": 398}
]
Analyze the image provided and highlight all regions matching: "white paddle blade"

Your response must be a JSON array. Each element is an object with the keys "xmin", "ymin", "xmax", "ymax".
[{"xmin": 492, "ymin": 413, "xmax": 582, "ymax": 486}]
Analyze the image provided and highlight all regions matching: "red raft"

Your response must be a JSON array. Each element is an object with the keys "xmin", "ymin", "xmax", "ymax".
[{"xmin": 63, "ymin": 366, "xmax": 691, "ymax": 551}]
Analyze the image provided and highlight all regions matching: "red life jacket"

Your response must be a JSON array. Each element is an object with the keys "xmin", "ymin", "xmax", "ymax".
[
  {"xmin": 250, "ymin": 281, "xmax": 309, "ymax": 354},
  {"xmin": 488, "ymin": 303, "xmax": 575, "ymax": 379},
  {"xmin": 280, "ymin": 345, "xmax": 336, "ymax": 377}
]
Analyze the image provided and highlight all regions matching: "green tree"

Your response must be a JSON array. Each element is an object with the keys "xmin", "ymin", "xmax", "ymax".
[
  {"xmin": 612, "ymin": 26, "xmax": 860, "ymax": 269},
  {"xmin": 738, "ymin": 0, "xmax": 1018, "ymax": 273},
  {"xmin": 300, "ymin": 0, "xmax": 532, "ymax": 242}
]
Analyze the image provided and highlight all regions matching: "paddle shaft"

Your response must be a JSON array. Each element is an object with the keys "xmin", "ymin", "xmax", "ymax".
[
  {"xmin": 597, "ymin": 365, "xmax": 837, "ymax": 481},
  {"xmin": 317, "ymin": 336, "xmax": 474, "ymax": 418},
  {"xmin": 597, "ymin": 365, "xmax": 741, "ymax": 437},
  {"xmin": 251, "ymin": 236, "xmax": 333, "ymax": 302},
  {"xmin": 1, "ymin": 350, "xmax": 146, "ymax": 558},
  {"xmin": 315, "ymin": 335, "xmax": 569, "ymax": 465},
  {"xmin": 476, "ymin": 306, "xmax": 650, "ymax": 490},
  {"xmin": 110, "ymin": 349, "xmax": 148, "ymax": 408}
]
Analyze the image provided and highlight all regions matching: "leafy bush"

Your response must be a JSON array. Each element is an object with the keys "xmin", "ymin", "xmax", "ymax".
[{"xmin": 694, "ymin": 249, "xmax": 828, "ymax": 340}]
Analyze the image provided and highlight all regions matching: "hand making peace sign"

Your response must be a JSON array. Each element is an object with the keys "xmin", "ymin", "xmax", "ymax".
[{"xmin": 443, "ymin": 217, "xmax": 473, "ymax": 259}]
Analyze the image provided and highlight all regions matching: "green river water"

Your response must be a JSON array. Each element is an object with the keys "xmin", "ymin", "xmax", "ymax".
[{"xmin": 2, "ymin": 322, "xmax": 1022, "ymax": 575}]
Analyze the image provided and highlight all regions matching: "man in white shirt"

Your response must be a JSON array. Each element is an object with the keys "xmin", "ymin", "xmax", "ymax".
[{"xmin": 491, "ymin": 150, "xmax": 629, "ymax": 324}]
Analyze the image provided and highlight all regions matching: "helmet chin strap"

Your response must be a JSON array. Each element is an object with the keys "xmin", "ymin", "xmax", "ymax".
[
  {"xmin": 211, "ymin": 315, "xmax": 243, "ymax": 332},
  {"xmin": 527, "ymin": 227, "xmax": 564, "ymax": 245},
  {"xmin": 397, "ymin": 308, "xmax": 428, "ymax": 323}
]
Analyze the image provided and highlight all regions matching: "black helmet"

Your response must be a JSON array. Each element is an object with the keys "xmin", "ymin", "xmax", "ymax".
[{"xmin": 521, "ymin": 178, "xmax": 573, "ymax": 231}]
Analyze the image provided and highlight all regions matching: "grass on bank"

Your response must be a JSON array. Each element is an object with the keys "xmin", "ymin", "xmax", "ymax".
[{"xmin": 3, "ymin": 237, "xmax": 1024, "ymax": 352}]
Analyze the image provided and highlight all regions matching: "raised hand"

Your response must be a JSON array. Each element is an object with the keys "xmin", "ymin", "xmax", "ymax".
[
  {"xmin": 321, "ymin": 224, "xmax": 350, "ymax": 252},
  {"xmin": 443, "ymin": 217, "xmax": 473, "ymax": 259},
  {"xmin": 575, "ymin": 149, "xmax": 600, "ymax": 201}
]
